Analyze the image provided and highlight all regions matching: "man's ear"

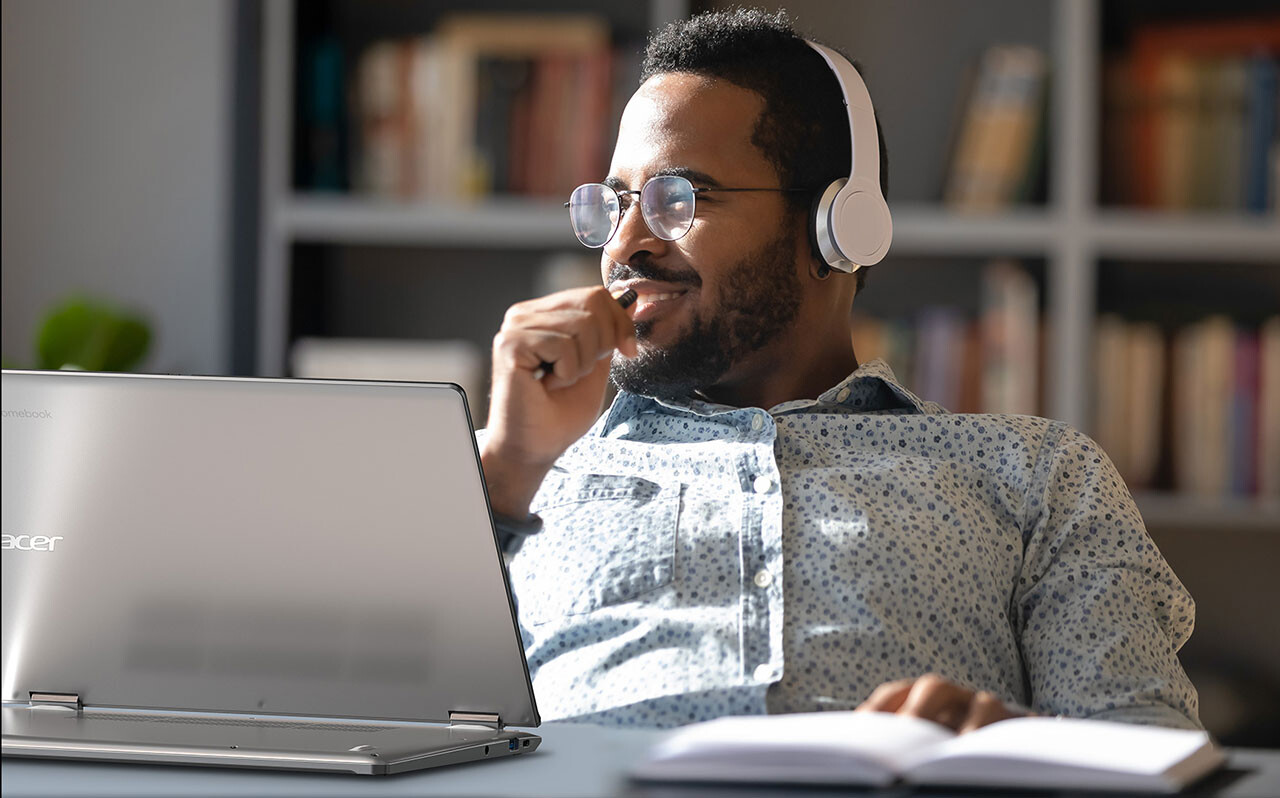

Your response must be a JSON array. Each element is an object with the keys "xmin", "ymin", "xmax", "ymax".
[
  {"xmin": 792, "ymin": 206, "xmax": 831, "ymax": 281},
  {"xmin": 806, "ymin": 190, "xmax": 827, "ymax": 268}
]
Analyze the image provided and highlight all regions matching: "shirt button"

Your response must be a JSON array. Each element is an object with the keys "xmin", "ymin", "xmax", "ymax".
[
  {"xmin": 753, "ymin": 664, "xmax": 776, "ymax": 683},
  {"xmin": 836, "ymin": 387, "xmax": 851, "ymax": 402},
  {"xmin": 752, "ymin": 475, "xmax": 774, "ymax": 494},
  {"xmin": 753, "ymin": 569, "xmax": 773, "ymax": 588},
  {"xmin": 750, "ymin": 414, "xmax": 764, "ymax": 431}
]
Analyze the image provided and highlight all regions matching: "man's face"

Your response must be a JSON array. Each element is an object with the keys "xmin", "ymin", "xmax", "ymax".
[{"xmin": 602, "ymin": 73, "xmax": 807, "ymax": 400}]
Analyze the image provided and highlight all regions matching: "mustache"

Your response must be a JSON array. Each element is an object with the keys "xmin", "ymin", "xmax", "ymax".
[{"xmin": 606, "ymin": 256, "xmax": 701, "ymax": 288}]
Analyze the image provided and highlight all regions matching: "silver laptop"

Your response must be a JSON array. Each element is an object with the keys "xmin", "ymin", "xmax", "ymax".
[{"xmin": 1, "ymin": 369, "xmax": 540, "ymax": 775}]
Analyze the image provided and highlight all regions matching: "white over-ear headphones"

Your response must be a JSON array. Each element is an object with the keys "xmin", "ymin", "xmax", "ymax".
[{"xmin": 805, "ymin": 41, "xmax": 893, "ymax": 272}]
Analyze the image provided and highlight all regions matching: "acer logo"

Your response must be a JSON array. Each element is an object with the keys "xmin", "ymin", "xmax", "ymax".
[{"xmin": 1, "ymin": 534, "xmax": 64, "ymax": 551}]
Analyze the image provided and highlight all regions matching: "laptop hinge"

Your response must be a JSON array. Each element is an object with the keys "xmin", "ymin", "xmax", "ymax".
[
  {"xmin": 29, "ymin": 692, "xmax": 82, "ymax": 710},
  {"xmin": 449, "ymin": 711, "xmax": 502, "ymax": 729}
]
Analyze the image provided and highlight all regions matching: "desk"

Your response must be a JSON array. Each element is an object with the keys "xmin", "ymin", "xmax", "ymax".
[{"xmin": 3, "ymin": 723, "xmax": 1279, "ymax": 798}]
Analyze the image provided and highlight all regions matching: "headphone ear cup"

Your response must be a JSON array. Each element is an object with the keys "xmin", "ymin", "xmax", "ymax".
[
  {"xmin": 808, "ymin": 183, "xmax": 829, "ymax": 264},
  {"xmin": 812, "ymin": 179, "xmax": 858, "ymax": 273},
  {"xmin": 828, "ymin": 176, "xmax": 893, "ymax": 267}
]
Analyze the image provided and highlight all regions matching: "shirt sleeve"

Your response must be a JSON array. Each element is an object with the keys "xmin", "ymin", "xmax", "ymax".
[
  {"xmin": 474, "ymin": 427, "xmax": 546, "ymax": 557},
  {"xmin": 1015, "ymin": 424, "xmax": 1201, "ymax": 729}
]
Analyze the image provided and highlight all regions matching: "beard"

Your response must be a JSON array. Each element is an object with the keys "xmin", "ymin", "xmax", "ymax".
[{"xmin": 608, "ymin": 224, "xmax": 803, "ymax": 401}]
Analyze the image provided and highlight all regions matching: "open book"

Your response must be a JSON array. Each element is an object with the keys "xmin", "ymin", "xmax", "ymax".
[{"xmin": 631, "ymin": 712, "xmax": 1224, "ymax": 793}]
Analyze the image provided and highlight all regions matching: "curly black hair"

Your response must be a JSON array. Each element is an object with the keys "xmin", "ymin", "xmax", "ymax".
[{"xmin": 641, "ymin": 8, "xmax": 888, "ymax": 289}]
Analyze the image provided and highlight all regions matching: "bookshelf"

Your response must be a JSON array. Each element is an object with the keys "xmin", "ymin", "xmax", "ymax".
[
  {"xmin": 250, "ymin": 0, "xmax": 1279, "ymax": 746},
  {"xmin": 254, "ymin": 0, "xmax": 1279, "ymax": 529},
  {"xmin": 257, "ymin": 0, "xmax": 684, "ymax": 392}
]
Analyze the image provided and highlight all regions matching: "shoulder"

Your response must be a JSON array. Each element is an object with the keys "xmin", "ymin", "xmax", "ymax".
[
  {"xmin": 911, "ymin": 411, "xmax": 1069, "ymax": 475},
  {"xmin": 1035, "ymin": 422, "xmax": 1122, "ymax": 484}
]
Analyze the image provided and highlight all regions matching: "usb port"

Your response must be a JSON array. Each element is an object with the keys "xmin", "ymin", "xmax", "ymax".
[{"xmin": 508, "ymin": 739, "xmax": 518, "ymax": 751}]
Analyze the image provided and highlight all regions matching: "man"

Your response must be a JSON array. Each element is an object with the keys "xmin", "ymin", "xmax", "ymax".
[{"xmin": 478, "ymin": 8, "xmax": 1200, "ymax": 732}]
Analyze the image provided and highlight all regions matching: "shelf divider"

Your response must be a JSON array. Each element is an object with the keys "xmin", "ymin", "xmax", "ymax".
[
  {"xmin": 1092, "ymin": 210, "xmax": 1280, "ymax": 261},
  {"xmin": 278, "ymin": 195, "xmax": 576, "ymax": 248}
]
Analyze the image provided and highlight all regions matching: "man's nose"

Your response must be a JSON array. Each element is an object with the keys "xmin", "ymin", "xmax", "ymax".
[{"xmin": 603, "ymin": 200, "xmax": 668, "ymax": 266}]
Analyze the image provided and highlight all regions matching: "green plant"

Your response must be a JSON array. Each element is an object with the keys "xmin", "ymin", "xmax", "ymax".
[{"xmin": 27, "ymin": 298, "xmax": 152, "ymax": 372}]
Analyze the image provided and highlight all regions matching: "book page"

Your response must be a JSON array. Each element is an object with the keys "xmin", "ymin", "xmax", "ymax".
[
  {"xmin": 633, "ymin": 711, "xmax": 955, "ymax": 786},
  {"xmin": 902, "ymin": 716, "xmax": 1221, "ymax": 791}
]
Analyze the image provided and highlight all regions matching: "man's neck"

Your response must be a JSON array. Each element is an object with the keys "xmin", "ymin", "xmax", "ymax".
[{"xmin": 693, "ymin": 339, "xmax": 860, "ymax": 410}]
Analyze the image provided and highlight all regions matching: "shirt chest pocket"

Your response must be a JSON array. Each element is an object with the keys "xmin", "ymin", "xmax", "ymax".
[{"xmin": 513, "ymin": 473, "xmax": 680, "ymax": 626}]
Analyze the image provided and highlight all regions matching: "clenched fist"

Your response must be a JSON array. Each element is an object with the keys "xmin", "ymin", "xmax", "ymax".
[{"xmin": 480, "ymin": 285, "xmax": 638, "ymax": 519}]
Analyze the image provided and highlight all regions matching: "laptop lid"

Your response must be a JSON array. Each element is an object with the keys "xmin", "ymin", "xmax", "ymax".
[{"xmin": 1, "ymin": 370, "xmax": 538, "ymax": 729}]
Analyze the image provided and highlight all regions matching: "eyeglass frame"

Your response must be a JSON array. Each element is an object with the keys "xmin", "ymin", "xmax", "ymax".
[{"xmin": 563, "ymin": 174, "xmax": 809, "ymax": 248}]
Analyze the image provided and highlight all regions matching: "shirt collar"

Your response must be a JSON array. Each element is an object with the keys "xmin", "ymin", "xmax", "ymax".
[{"xmin": 592, "ymin": 359, "xmax": 932, "ymax": 436}]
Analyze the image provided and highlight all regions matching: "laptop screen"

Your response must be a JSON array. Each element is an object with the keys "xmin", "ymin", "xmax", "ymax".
[{"xmin": 1, "ymin": 371, "xmax": 538, "ymax": 728}]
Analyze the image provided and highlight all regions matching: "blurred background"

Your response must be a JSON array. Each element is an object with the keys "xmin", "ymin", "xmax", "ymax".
[{"xmin": 2, "ymin": 0, "xmax": 1277, "ymax": 745}]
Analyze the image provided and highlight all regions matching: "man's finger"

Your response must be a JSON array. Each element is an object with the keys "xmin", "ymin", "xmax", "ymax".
[
  {"xmin": 957, "ymin": 691, "xmax": 1018, "ymax": 734},
  {"xmin": 897, "ymin": 674, "xmax": 973, "ymax": 730},
  {"xmin": 602, "ymin": 285, "xmax": 639, "ymax": 358},
  {"xmin": 856, "ymin": 678, "xmax": 916, "ymax": 713},
  {"xmin": 496, "ymin": 329, "xmax": 583, "ymax": 388}
]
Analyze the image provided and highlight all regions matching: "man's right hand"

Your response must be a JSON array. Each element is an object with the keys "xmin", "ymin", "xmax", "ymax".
[{"xmin": 480, "ymin": 285, "xmax": 638, "ymax": 519}]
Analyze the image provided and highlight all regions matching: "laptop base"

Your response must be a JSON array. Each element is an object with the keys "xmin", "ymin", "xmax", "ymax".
[{"xmin": 2, "ymin": 704, "xmax": 541, "ymax": 775}]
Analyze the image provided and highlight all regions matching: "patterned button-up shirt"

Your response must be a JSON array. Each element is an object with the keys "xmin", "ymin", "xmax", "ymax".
[{"xmin": 492, "ymin": 360, "xmax": 1200, "ymax": 730}]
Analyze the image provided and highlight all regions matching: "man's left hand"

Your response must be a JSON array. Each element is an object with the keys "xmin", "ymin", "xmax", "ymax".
[{"xmin": 856, "ymin": 673, "xmax": 1030, "ymax": 732}]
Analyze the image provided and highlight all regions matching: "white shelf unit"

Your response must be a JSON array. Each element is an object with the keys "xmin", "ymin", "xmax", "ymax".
[
  {"xmin": 255, "ymin": 0, "xmax": 1280, "ymax": 529},
  {"xmin": 275, "ymin": 197, "xmax": 1280, "ymax": 258}
]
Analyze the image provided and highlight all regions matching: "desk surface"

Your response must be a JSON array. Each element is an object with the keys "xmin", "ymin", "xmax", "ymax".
[{"xmin": 4, "ymin": 722, "xmax": 1279, "ymax": 798}]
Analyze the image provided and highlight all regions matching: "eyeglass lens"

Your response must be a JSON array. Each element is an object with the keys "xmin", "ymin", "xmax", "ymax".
[
  {"xmin": 566, "ymin": 176, "xmax": 696, "ymax": 248},
  {"xmin": 567, "ymin": 183, "xmax": 620, "ymax": 248}
]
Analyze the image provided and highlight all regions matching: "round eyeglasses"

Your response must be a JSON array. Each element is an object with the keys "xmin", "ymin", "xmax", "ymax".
[{"xmin": 564, "ymin": 175, "xmax": 807, "ymax": 248}]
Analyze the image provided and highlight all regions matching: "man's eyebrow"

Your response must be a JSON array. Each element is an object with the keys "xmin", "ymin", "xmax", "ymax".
[
  {"xmin": 652, "ymin": 166, "xmax": 724, "ymax": 188},
  {"xmin": 602, "ymin": 168, "xmax": 726, "ymax": 191}
]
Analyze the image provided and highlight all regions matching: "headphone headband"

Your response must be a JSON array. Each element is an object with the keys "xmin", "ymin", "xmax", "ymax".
[
  {"xmin": 803, "ymin": 40, "xmax": 893, "ymax": 271},
  {"xmin": 805, "ymin": 41, "xmax": 881, "ymax": 193}
]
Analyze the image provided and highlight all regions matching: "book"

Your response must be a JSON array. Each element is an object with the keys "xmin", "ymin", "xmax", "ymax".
[
  {"xmin": 1093, "ymin": 317, "xmax": 1167, "ymax": 489},
  {"xmin": 957, "ymin": 320, "xmax": 982, "ymax": 414},
  {"xmin": 913, "ymin": 306, "xmax": 964, "ymax": 411},
  {"xmin": 1172, "ymin": 316, "xmax": 1237, "ymax": 497},
  {"xmin": 473, "ymin": 56, "xmax": 530, "ymax": 194},
  {"xmin": 1230, "ymin": 332, "xmax": 1260, "ymax": 496},
  {"xmin": 408, "ymin": 35, "xmax": 457, "ymax": 200},
  {"xmin": 1243, "ymin": 55, "xmax": 1278, "ymax": 213},
  {"xmin": 1121, "ymin": 15, "xmax": 1280, "ymax": 211},
  {"xmin": 980, "ymin": 259, "xmax": 1039, "ymax": 415},
  {"xmin": 631, "ymin": 712, "xmax": 1224, "ymax": 792},
  {"xmin": 983, "ymin": 46, "xmax": 1047, "ymax": 208},
  {"xmin": 1153, "ymin": 53, "xmax": 1198, "ymax": 210},
  {"xmin": 1197, "ymin": 316, "xmax": 1237, "ymax": 497},
  {"xmin": 1207, "ymin": 58, "xmax": 1249, "ymax": 211},
  {"xmin": 353, "ymin": 40, "xmax": 413, "ymax": 197},
  {"xmin": 299, "ymin": 36, "xmax": 347, "ymax": 191},
  {"xmin": 943, "ymin": 46, "xmax": 1048, "ymax": 210},
  {"xmin": 348, "ymin": 13, "xmax": 612, "ymax": 201},
  {"xmin": 1260, "ymin": 317, "xmax": 1280, "ymax": 499},
  {"xmin": 1125, "ymin": 321, "xmax": 1166, "ymax": 490},
  {"xmin": 1094, "ymin": 314, "xmax": 1132, "ymax": 477}
]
